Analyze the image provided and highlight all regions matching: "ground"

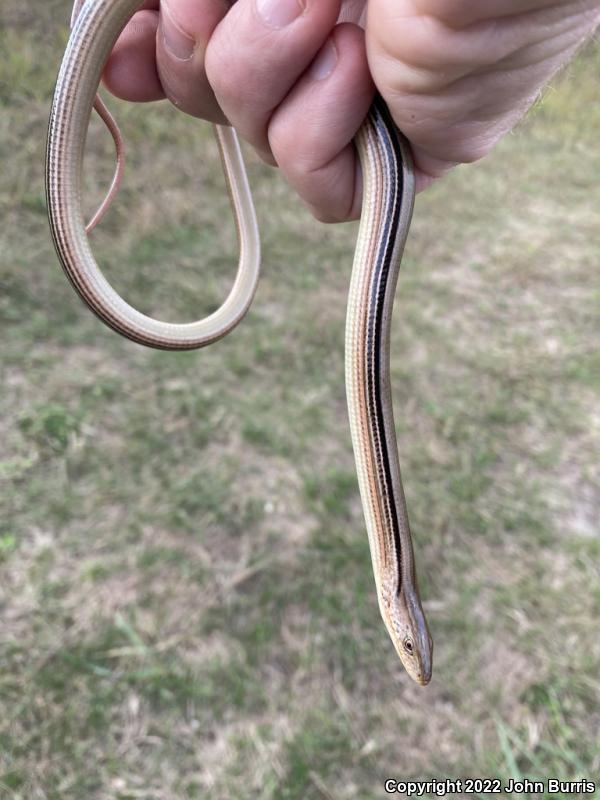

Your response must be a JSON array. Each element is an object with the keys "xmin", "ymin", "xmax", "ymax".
[{"xmin": 0, "ymin": 2, "xmax": 599, "ymax": 798}]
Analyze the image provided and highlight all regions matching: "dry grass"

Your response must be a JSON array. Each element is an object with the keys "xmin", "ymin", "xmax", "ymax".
[{"xmin": 1, "ymin": 3, "xmax": 599, "ymax": 798}]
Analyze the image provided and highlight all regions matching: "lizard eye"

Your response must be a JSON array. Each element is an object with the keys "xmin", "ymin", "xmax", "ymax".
[{"xmin": 403, "ymin": 638, "xmax": 414, "ymax": 654}]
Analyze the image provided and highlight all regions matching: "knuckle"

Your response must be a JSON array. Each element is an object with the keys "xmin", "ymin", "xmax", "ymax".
[
  {"xmin": 206, "ymin": 32, "xmax": 264, "ymax": 112},
  {"xmin": 205, "ymin": 51, "xmax": 237, "ymax": 102},
  {"xmin": 309, "ymin": 205, "xmax": 340, "ymax": 224}
]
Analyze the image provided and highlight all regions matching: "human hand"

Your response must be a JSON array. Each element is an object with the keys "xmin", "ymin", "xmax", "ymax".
[{"xmin": 103, "ymin": 0, "xmax": 600, "ymax": 221}]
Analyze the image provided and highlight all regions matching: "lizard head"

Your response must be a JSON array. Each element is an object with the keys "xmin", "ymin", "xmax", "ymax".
[{"xmin": 384, "ymin": 586, "xmax": 433, "ymax": 686}]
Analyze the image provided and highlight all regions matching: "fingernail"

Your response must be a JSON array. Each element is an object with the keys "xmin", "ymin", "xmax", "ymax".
[
  {"xmin": 161, "ymin": 0, "xmax": 195, "ymax": 61},
  {"xmin": 256, "ymin": 0, "xmax": 305, "ymax": 29},
  {"xmin": 310, "ymin": 38, "xmax": 337, "ymax": 81}
]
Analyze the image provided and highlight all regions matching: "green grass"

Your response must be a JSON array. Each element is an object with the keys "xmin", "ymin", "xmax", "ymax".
[{"xmin": 1, "ymin": 3, "xmax": 599, "ymax": 798}]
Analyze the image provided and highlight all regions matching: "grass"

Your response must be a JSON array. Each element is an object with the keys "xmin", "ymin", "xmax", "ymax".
[{"xmin": 1, "ymin": 3, "xmax": 599, "ymax": 797}]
